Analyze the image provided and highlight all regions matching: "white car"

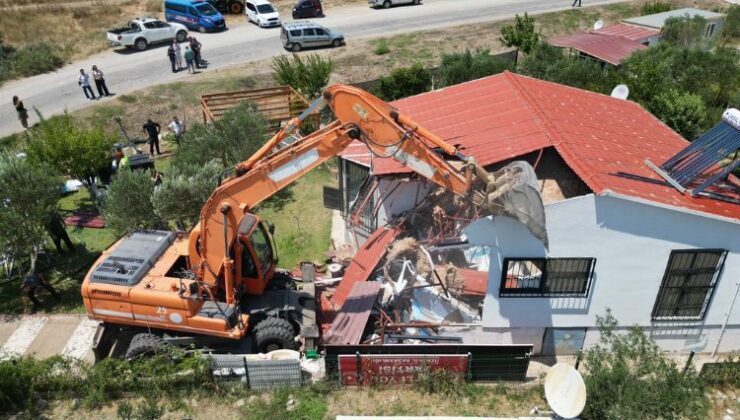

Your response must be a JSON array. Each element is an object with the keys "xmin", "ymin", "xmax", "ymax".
[
  {"xmin": 246, "ymin": 0, "xmax": 281, "ymax": 27},
  {"xmin": 369, "ymin": 0, "xmax": 421, "ymax": 8},
  {"xmin": 107, "ymin": 18, "xmax": 188, "ymax": 51}
]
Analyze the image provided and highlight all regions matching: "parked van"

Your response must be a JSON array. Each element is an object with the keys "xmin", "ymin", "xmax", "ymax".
[
  {"xmin": 245, "ymin": 0, "xmax": 281, "ymax": 28},
  {"xmin": 165, "ymin": 0, "xmax": 226, "ymax": 33},
  {"xmin": 280, "ymin": 21, "xmax": 343, "ymax": 52},
  {"xmin": 292, "ymin": 0, "xmax": 323, "ymax": 19}
]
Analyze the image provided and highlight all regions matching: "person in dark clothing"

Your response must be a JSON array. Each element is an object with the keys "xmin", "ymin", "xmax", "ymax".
[
  {"xmin": 21, "ymin": 271, "xmax": 60, "ymax": 314},
  {"xmin": 91, "ymin": 65, "xmax": 111, "ymax": 97},
  {"xmin": 572, "ymin": 0, "xmax": 582, "ymax": 6},
  {"xmin": 46, "ymin": 212, "xmax": 75, "ymax": 254},
  {"xmin": 12, "ymin": 96, "xmax": 29, "ymax": 129},
  {"xmin": 142, "ymin": 119, "xmax": 162, "ymax": 156},
  {"xmin": 189, "ymin": 37, "xmax": 203, "ymax": 69},
  {"xmin": 167, "ymin": 44, "xmax": 177, "ymax": 73}
]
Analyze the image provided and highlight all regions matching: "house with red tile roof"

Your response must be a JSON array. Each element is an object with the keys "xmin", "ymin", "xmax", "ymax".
[{"xmin": 333, "ymin": 71, "xmax": 740, "ymax": 354}]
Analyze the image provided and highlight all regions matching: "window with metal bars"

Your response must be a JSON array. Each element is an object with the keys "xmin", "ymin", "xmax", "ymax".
[
  {"xmin": 651, "ymin": 249, "xmax": 727, "ymax": 321},
  {"xmin": 499, "ymin": 258, "xmax": 596, "ymax": 297}
]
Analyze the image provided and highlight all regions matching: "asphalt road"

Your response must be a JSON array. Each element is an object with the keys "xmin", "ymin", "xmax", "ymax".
[{"xmin": 0, "ymin": 0, "xmax": 627, "ymax": 137}]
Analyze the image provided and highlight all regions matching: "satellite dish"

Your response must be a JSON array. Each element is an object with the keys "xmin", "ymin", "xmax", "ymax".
[
  {"xmin": 611, "ymin": 84, "xmax": 629, "ymax": 100},
  {"xmin": 593, "ymin": 19, "xmax": 604, "ymax": 31},
  {"xmin": 545, "ymin": 363, "xmax": 587, "ymax": 419}
]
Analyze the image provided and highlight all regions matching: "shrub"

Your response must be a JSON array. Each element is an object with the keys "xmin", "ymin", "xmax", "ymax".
[
  {"xmin": 440, "ymin": 49, "xmax": 513, "ymax": 87},
  {"xmin": 373, "ymin": 38, "xmax": 390, "ymax": 55},
  {"xmin": 700, "ymin": 353, "xmax": 740, "ymax": 388},
  {"xmin": 8, "ymin": 43, "xmax": 64, "ymax": 79},
  {"xmin": 152, "ymin": 159, "xmax": 222, "ymax": 229},
  {"xmin": 376, "ymin": 63, "xmax": 432, "ymax": 101},
  {"xmin": 581, "ymin": 310, "xmax": 708, "ymax": 420},
  {"xmin": 101, "ymin": 168, "xmax": 163, "ymax": 234},
  {"xmin": 661, "ymin": 16, "xmax": 709, "ymax": 49},
  {"xmin": 272, "ymin": 53, "xmax": 334, "ymax": 99},
  {"xmin": 641, "ymin": 1, "xmax": 674, "ymax": 16},
  {"xmin": 650, "ymin": 89, "xmax": 707, "ymax": 139}
]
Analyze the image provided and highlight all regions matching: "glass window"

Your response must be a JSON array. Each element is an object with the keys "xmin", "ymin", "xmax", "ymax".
[
  {"xmin": 247, "ymin": 3, "xmax": 256, "ymax": 11},
  {"xmin": 500, "ymin": 258, "xmax": 596, "ymax": 297},
  {"xmin": 257, "ymin": 4, "xmax": 275, "ymax": 13},
  {"xmin": 303, "ymin": 28, "xmax": 316, "ymax": 36},
  {"xmin": 251, "ymin": 227, "xmax": 273, "ymax": 274},
  {"xmin": 144, "ymin": 22, "xmax": 157, "ymax": 29},
  {"xmin": 315, "ymin": 28, "xmax": 326, "ymax": 35},
  {"xmin": 240, "ymin": 241, "xmax": 257, "ymax": 279},
  {"xmin": 195, "ymin": 4, "xmax": 219, "ymax": 15},
  {"xmin": 290, "ymin": 29, "xmax": 301, "ymax": 37},
  {"xmin": 652, "ymin": 249, "xmax": 727, "ymax": 320}
]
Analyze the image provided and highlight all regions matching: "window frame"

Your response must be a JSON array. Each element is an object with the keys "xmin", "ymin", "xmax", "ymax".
[
  {"xmin": 651, "ymin": 249, "xmax": 727, "ymax": 321},
  {"xmin": 499, "ymin": 257, "xmax": 596, "ymax": 297}
]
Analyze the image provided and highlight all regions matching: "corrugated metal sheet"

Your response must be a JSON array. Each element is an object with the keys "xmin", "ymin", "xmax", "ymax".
[
  {"xmin": 325, "ymin": 281, "xmax": 381, "ymax": 345},
  {"xmin": 549, "ymin": 32, "xmax": 647, "ymax": 65},
  {"xmin": 340, "ymin": 71, "xmax": 738, "ymax": 221},
  {"xmin": 332, "ymin": 227, "xmax": 400, "ymax": 307},
  {"xmin": 594, "ymin": 23, "xmax": 659, "ymax": 42}
]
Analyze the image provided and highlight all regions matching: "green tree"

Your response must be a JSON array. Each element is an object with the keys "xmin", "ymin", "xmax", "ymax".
[
  {"xmin": 27, "ymin": 113, "xmax": 113, "ymax": 200},
  {"xmin": 661, "ymin": 15, "xmax": 708, "ymax": 49},
  {"xmin": 376, "ymin": 63, "xmax": 432, "ymax": 101},
  {"xmin": 271, "ymin": 53, "xmax": 334, "ymax": 99},
  {"xmin": 101, "ymin": 169, "xmax": 161, "ymax": 234},
  {"xmin": 516, "ymin": 42, "xmax": 564, "ymax": 79},
  {"xmin": 720, "ymin": 5, "xmax": 740, "ymax": 47},
  {"xmin": 517, "ymin": 43, "xmax": 614, "ymax": 94},
  {"xmin": 439, "ymin": 50, "xmax": 513, "ymax": 87},
  {"xmin": 582, "ymin": 310, "xmax": 708, "ymax": 419},
  {"xmin": 0, "ymin": 155, "xmax": 62, "ymax": 273},
  {"xmin": 152, "ymin": 160, "xmax": 222, "ymax": 229},
  {"xmin": 650, "ymin": 89, "xmax": 707, "ymax": 139},
  {"xmin": 174, "ymin": 102, "xmax": 269, "ymax": 169},
  {"xmin": 499, "ymin": 13, "xmax": 539, "ymax": 54}
]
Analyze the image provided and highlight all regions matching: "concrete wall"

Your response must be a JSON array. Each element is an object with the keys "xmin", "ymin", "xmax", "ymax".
[{"xmin": 463, "ymin": 194, "xmax": 740, "ymax": 353}]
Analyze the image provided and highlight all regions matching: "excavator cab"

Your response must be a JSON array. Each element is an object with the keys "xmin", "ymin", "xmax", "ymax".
[{"xmin": 235, "ymin": 213, "xmax": 278, "ymax": 296}]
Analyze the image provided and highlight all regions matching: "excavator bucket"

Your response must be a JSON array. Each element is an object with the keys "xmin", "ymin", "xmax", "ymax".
[{"xmin": 473, "ymin": 161, "xmax": 548, "ymax": 248}]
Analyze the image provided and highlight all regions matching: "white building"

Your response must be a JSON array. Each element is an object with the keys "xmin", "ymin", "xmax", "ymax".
[
  {"xmin": 333, "ymin": 72, "xmax": 740, "ymax": 355},
  {"xmin": 623, "ymin": 7, "xmax": 726, "ymax": 39}
]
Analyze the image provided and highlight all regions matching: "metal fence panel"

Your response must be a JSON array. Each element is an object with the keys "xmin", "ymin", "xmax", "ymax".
[{"xmin": 246, "ymin": 359, "xmax": 302, "ymax": 390}]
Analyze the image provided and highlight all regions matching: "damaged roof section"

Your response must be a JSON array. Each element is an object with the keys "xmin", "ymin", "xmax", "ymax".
[{"xmin": 340, "ymin": 71, "xmax": 739, "ymax": 220}]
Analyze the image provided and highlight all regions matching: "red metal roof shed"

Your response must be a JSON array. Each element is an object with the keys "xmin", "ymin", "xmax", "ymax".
[
  {"xmin": 549, "ymin": 32, "xmax": 648, "ymax": 65},
  {"xmin": 592, "ymin": 23, "xmax": 660, "ymax": 43}
]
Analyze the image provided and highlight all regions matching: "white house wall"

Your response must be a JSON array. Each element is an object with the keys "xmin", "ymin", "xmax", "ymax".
[
  {"xmin": 374, "ymin": 178, "xmax": 433, "ymax": 229},
  {"xmin": 464, "ymin": 193, "xmax": 740, "ymax": 353}
]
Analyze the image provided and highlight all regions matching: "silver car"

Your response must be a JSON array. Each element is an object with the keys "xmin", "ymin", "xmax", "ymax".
[
  {"xmin": 369, "ymin": 0, "xmax": 421, "ymax": 8},
  {"xmin": 280, "ymin": 21, "xmax": 344, "ymax": 52}
]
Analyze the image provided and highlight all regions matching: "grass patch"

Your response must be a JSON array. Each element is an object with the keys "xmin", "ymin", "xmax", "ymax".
[
  {"xmin": 373, "ymin": 38, "xmax": 390, "ymax": 55},
  {"xmin": 256, "ymin": 164, "xmax": 334, "ymax": 270}
]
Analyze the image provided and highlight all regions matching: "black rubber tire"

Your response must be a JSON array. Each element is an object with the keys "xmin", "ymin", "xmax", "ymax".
[
  {"xmin": 134, "ymin": 38, "xmax": 148, "ymax": 51},
  {"xmin": 291, "ymin": 43, "xmax": 302, "ymax": 52},
  {"xmin": 315, "ymin": 10, "xmax": 323, "ymax": 17},
  {"xmin": 229, "ymin": 1, "xmax": 244, "ymax": 14},
  {"xmin": 383, "ymin": 1, "xmax": 391, "ymax": 9},
  {"xmin": 254, "ymin": 317, "xmax": 295, "ymax": 353},
  {"xmin": 175, "ymin": 30, "xmax": 188, "ymax": 43},
  {"xmin": 332, "ymin": 39, "xmax": 342, "ymax": 48},
  {"xmin": 125, "ymin": 333, "xmax": 168, "ymax": 359}
]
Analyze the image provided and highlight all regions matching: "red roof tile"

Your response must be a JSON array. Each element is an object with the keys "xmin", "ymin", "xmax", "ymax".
[
  {"xmin": 593, "ymin": 23, "xmax": 660, "ymax": 42},
  {"xmin": 339, "ymin": 72, "xmax": 739, "ymax": 221},
  {"xmin": 549, "ymin": 32, "xmax": 648, "ymax": 65}
]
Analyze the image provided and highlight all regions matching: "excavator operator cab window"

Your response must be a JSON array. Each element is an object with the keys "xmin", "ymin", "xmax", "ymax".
[
  {"xmin": 251, "ymin": 225, "xmax": 273, "ymax": 275},
  {"xmin": 240, "ymin": 240, "xmax": 258, "ymax": 279}
]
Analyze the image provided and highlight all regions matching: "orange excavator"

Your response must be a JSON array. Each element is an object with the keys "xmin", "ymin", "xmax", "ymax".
[{"xmin": 82, "ymin": 84, "xmax": 547, "ymax": 359}]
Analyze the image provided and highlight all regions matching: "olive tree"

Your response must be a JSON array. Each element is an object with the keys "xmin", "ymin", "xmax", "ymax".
[
  {"xmin": 499, "ymin": 13, "xmax": 539, "ymax": 54},
  {"xmin": 152, "ymin": 159, "xmax": 222, "ymax": 229},
  {"xmin": 27, "ymin": 113, "xmax": 113, "ymax": 201},
  {"xmin": 271, "ymin": 53, "xmax": 334, "ymax": 99},
  {"xmin": 0, "ymin": 154, "xmax": 62, "ymax": 274},
  {"xmin": 100, "ymin": 169, "xmax": 162, "ymax": 234}
]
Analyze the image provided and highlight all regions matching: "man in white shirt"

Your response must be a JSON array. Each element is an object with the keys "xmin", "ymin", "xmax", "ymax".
[
  {"xmin": 167, "ymin": 116, "xmax": 185, "ymax": 143},
  {"xmin": 78, "ymin": 69, "xmax": 95, "ymax": 100}
]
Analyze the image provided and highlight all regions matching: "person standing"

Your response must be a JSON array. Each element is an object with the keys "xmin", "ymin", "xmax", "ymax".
[
  {"xmin": 190, "ymin": 36, "xmax": 203, "ymax": 69},
  {"xmin": 184, "ymin": 46, "xmax": 195, "ymax": 74},
  {"xmin": 78, "ymin": 69, "xmax": 96, "ymax": 100},
  {"xmin": 167, "ymin": 44, "xmax": 177, "ymax": 73},
  {"xmin": 142, "ymin": 119, "xmax": 162, "ymax": 156},
  {"xmin": 46, "ymin": 212, "xmax": 75, "ymax": 254},
  {"xmin": 167, "ymin": 115, "xmax": 185, "ymax": 143},
  {"xmin": 172, "ymin": 40, "xmax": 182, "ymax": 71},
  {"xmin": 91, "ymin": 65, "xmax": 111, "ymax": 97},
  {"xmin": 572, "ymin": 0, "xmax": 582, "ymax": 7},
  {"xmin": 12, "ymin": 96, "xmax": 29, "ymax": 129}
]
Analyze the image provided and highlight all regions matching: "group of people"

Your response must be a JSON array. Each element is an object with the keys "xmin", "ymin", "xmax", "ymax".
[
  {"xmin": 142, "ymin": 116, "xmax": 185, "ymax": 156},
  {"xmin": 78, "ymin": 65, "xmax": 112, "ymax": 100},
  {"xmin": 167, "ymin": 36, "xmax": 204, "ymax": 74}
]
